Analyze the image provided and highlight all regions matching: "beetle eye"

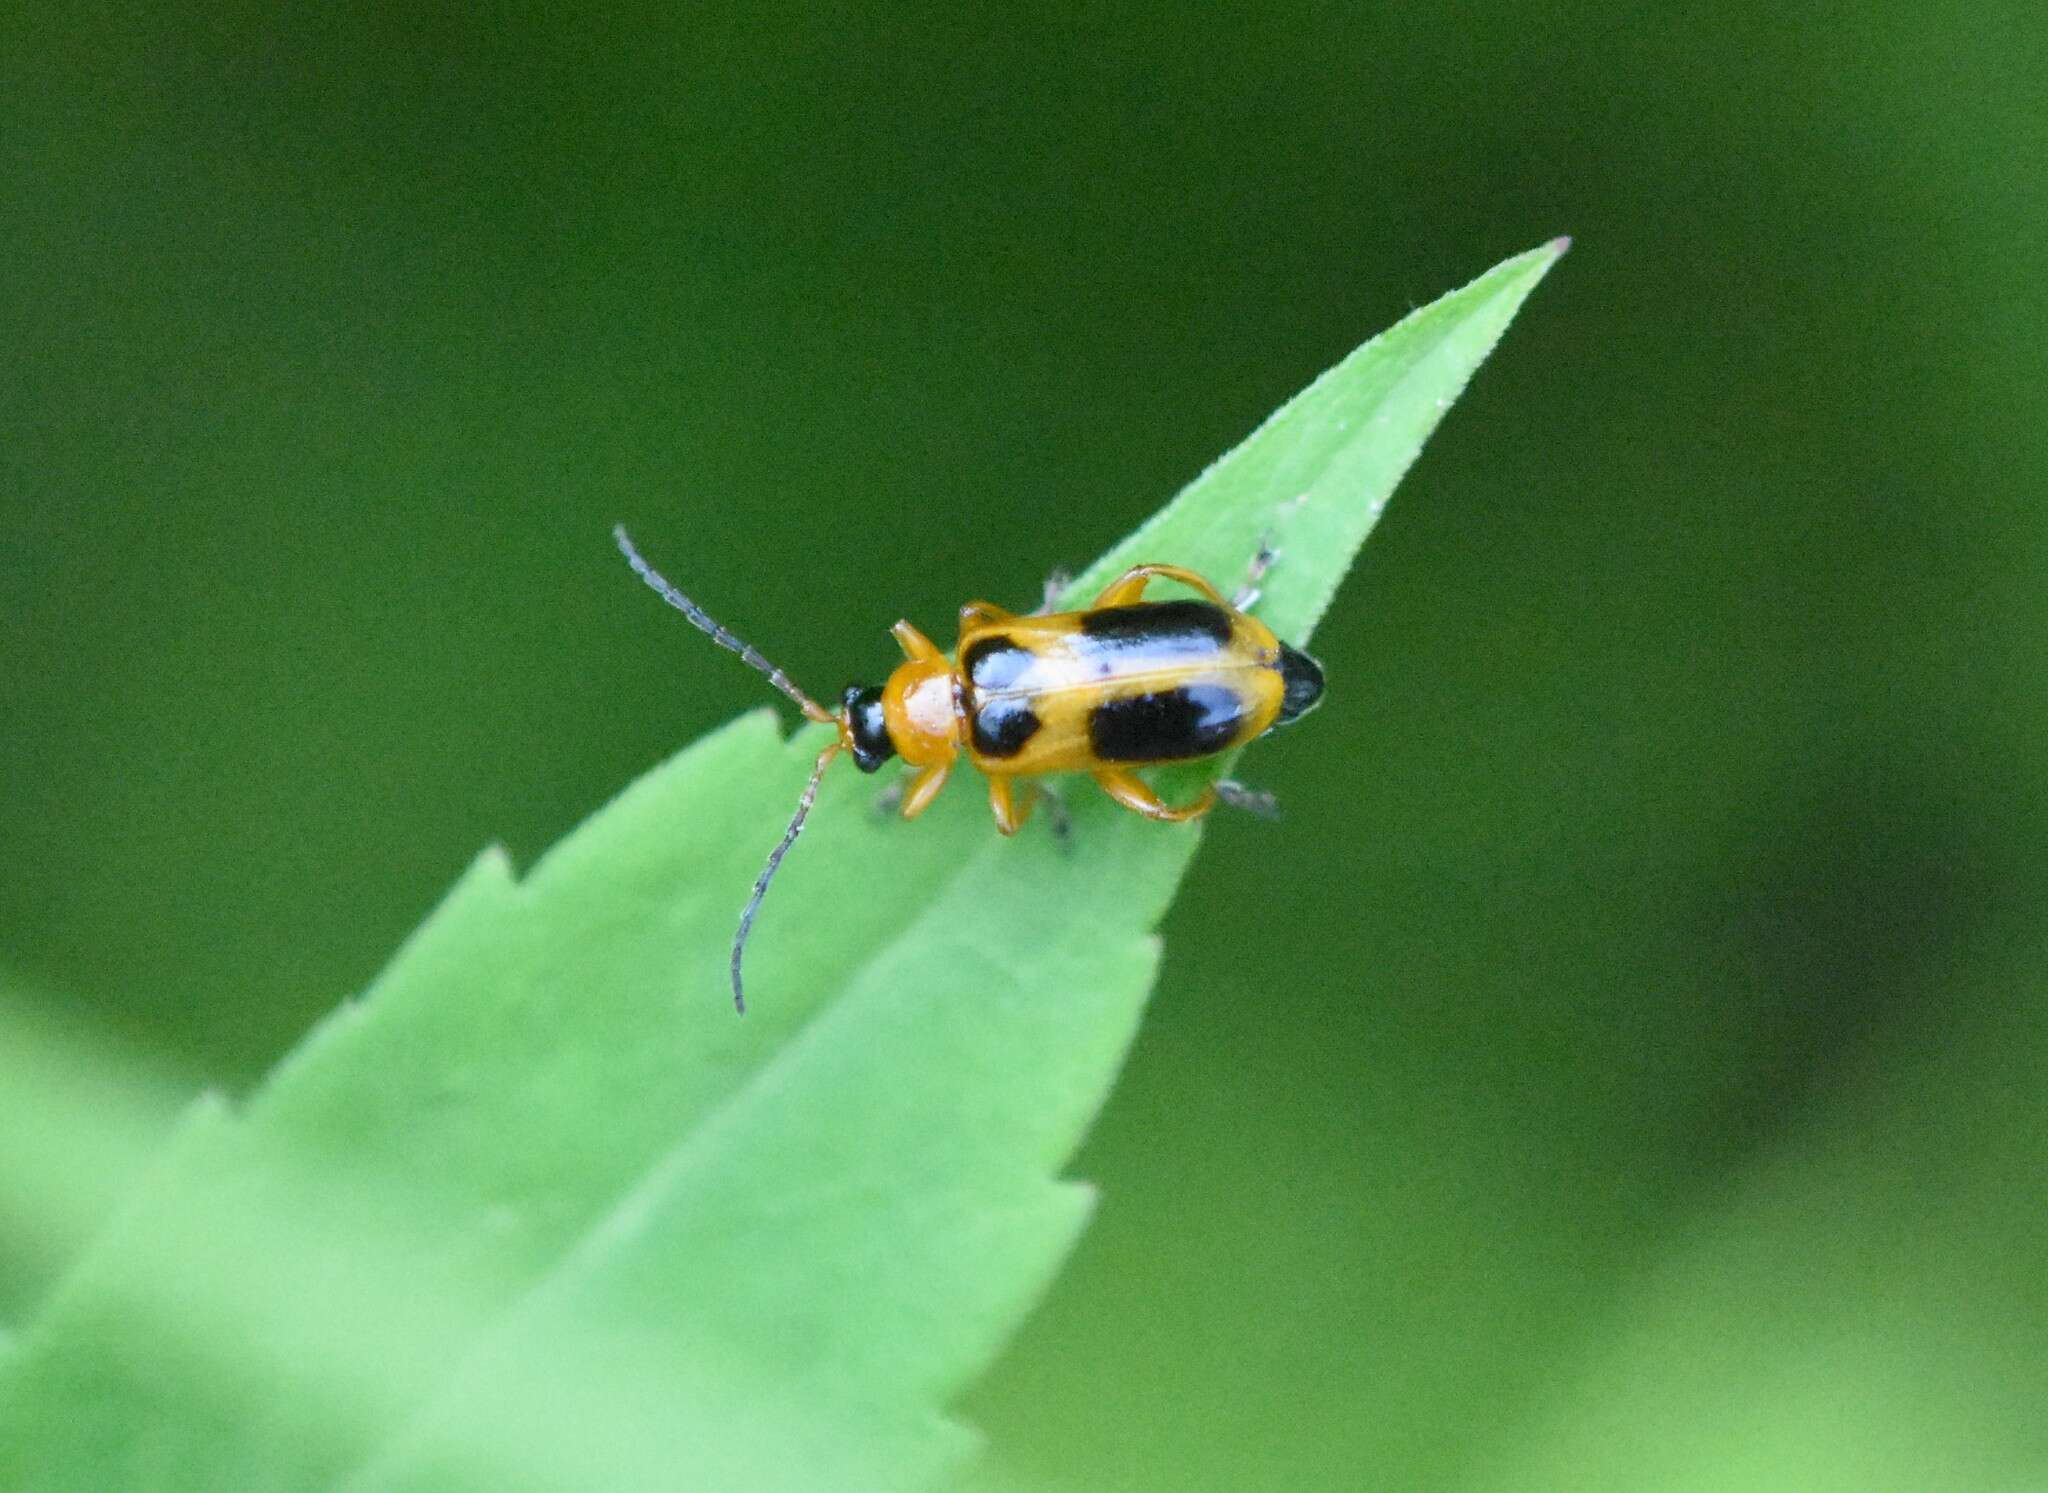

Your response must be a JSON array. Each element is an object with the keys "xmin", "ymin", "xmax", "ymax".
[{"xmin": 841, "ymin": 684, "xmax": 895, "ymax": 772}]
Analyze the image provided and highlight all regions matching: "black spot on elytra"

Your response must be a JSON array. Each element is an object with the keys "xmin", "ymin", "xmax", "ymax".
[
  {"xmin": 1088, "ymin": 684, "xmax": 1246, "ymax": 762},
  {"xmin": 972, "ymin": 696, "xmax": 1041, "ymax": 758},
  {"xmin": 963, "ymin": 634, "xmax": 1033, "ymax": 692},
  {"xmin": 1079, "ymin": 599, "xmax": 1234, "ymax": 647}
]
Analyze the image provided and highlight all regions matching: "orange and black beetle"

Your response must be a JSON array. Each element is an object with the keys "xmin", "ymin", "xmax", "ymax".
[{"xmin": 615, "ymin": 526, "xmax": 1324, "ymax": 1010}]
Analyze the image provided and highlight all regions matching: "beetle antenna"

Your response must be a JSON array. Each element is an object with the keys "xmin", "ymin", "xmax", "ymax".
[
  {"xmin": 731, "ymin": 740, "xmax": 841, "ymax": 1013},
  {"xmin": 614, "ymin": 525, "xmax": 835, "ymax": 724}
]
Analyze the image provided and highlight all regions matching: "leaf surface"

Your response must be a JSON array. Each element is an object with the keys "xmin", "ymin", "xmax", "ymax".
[{"xmin": 0, "ymin": 243, "xmax": 1565, "ymax": 1492}]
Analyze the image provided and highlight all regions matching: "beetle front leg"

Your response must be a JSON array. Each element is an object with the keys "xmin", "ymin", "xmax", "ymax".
[
  {"xmin": 891, "ymin": 620, "xmax": 945, "ymax": 663},
  {"xmin": 900, "ymin": 760, "xmax": 953, "ymax": 819}
]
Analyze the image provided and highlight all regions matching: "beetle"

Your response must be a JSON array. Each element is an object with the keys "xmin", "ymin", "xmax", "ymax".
[{"xmin": 614, "ymin": 524, "xmax": 1324, "ymax": 1011}]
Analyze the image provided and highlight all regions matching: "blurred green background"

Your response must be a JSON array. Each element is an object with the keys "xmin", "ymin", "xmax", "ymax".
[{"xmin": 5, "ymin": 4, "xmax": 2044, "ymax": 1491}]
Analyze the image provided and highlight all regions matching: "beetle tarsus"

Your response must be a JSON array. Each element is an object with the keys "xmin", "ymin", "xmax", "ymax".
[
  {"xmin": 1038, "ymin": 781, "xmax": 1072, "ymax": 842},
  {"xmin": 1215, "ymin": 779, "xmax": 1281, "ymax": 821},
  {"xmin": 1233, "ymin": 494, "xmax": 1311, "ymax": 610},
  {"xmin": 1036, "ymin": 567, "xmax": 1074, "ymax": 614}
]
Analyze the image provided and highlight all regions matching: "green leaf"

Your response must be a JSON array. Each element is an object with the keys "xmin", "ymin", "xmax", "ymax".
[
  {"xmin": 0, "ymin": 978, "xmax": 192, "ymax": 1316},
  {"xmin": 0, "ymin": 242, "xmax": 1565, "ymax": 1492}
]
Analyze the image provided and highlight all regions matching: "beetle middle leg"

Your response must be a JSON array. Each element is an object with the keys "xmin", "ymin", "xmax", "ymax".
[
  {"xmin": 987, "ymin": 776, "xmax": 1030, "ymax": 835},
  {"xmin": 987, "ymin": 777, "xmax": 1073, "ymax": 839},
  {"xmin": 1036, "ymin": 780, "xmax": 1071, "ymax": 841}
]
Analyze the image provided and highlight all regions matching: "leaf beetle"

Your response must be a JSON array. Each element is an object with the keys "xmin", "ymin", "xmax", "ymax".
[{"xmin": 615, "ymin": 524, "xmax": 1323, "ymax": 1011}]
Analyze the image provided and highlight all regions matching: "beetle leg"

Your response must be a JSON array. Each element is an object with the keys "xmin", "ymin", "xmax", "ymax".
[
  {"xmin": 1091, "ymin": 768, "xmax": 1217, "ymax": 823},
  {"xmin": 989, "ymin": 778, "xmax": 1072, "ymax": 840},
  {"xmin": 1037, "ymin": 780, "xmax": 1071, "ymax": 840},
  {"xmin": 1214, "ymin": 778, "xmax": 1281, "ymax": 820},
  {"xmin": 959, "ymin": 600, "xmax": 1010, "ymax": 632},
  {"xmin": 986, "ymin": 776, "xmax": 1031, "ymax": 835},
  {"xmin": 1035, "ymin": 567, "xmax": 1073, "ymax": 614},
  {"xmin": 871, "ymin": 775, "xmax": 907, "ymax": 819},
  {"xmin": 892, "ymin": 620, "xmax": 944, "ymax": 663},
  {"xmin": 1091, "ymin": 563, "xmax": 1233, "ymax": 610},
  {"xmin": 1232, "ymin": 540, "xmax": 1279, "ymax": 611},
  {"xmin": 900, "ymin": 760, "xmax": 953, "ymax": 819},
  {"xmin": 1233, "ymin": 493, "xmax": 1310, "ymax": 609},
  {"xmin": 1091, "ymin": 567, "xmax": 1149, "ymax": 607}
]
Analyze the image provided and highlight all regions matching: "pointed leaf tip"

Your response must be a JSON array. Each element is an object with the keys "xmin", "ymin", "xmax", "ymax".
[{"xmin": 0, "ymin": 245, "xmax": 1565, "ymax": 1493}]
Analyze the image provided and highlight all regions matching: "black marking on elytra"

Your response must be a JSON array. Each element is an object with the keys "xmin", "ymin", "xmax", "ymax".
[
  {"xmin": 972, "ymin": 696, "xmax": 1041, "ymax": 758},
  {"xmin": 841, "ymin": 683, "xmax": 895, "ymax": 772},
  {"xmin": 1088, "ymin": 684, "xmax": 1246, "ymax": 762},
  {"xmin": 963, "ymin": 634, "xmax": 1034, "ymax": 692},
  {"xmin": 1079, "ymin": 599, "xmax": 1234, "ymax": 648},
  {"xmin": 1275, "ymin": 643, "xmax": 1325, "ymax": 724}
]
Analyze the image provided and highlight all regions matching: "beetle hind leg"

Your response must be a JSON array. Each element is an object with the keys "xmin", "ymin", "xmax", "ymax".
[
  {"xmin": 1090, "ymin": 768, "xmax": 1217, "ymax": 824},
  {"xmin": 1092, "ymin": 563, "xmax": 1231, "ymax": 610},
  {"xmin": 1092, "ymin": 770, "xmax": 1277, "ymax": 825}
]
